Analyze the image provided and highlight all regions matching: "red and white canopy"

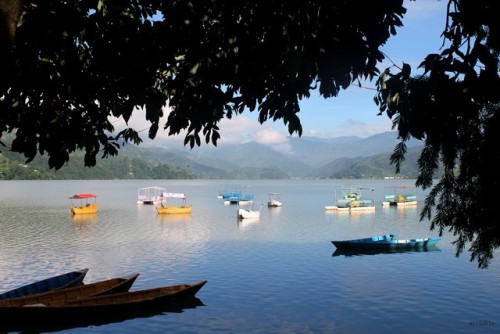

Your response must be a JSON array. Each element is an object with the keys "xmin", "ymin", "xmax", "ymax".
[{"xmin": 69, "ymin": 193, "xmax": 97, "ymax": 199}]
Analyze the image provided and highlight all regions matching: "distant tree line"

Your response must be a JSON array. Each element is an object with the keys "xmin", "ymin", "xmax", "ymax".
[{"xmin": 0, "ymin": 150, "xmax": 194, "ymax": 180}]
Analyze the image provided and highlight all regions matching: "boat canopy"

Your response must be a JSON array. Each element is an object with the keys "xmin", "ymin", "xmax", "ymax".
[
  {"xmin": 70, "ymin": 193, "xmax": 97, "ymax": 199},
  {"xmin": 162, "ymin": 192, "xmax": 185, "ymax": 198}
]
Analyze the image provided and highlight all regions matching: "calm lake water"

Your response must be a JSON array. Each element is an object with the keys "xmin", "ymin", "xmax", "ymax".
[{"xmin": 0, "ymin": 179, "xmax": 499, "ymax": 334}]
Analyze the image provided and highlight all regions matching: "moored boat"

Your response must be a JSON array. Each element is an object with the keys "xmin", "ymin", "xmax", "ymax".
[
  {"xmin": 325, "ymin": 186, "xmax": 375, "ymax": 212},
  {"xmin": 220, "ymin": 185, "xmax": 254, "ymax": 204},
  {"xmin": 0, "ymin": 273, "xmax": 140, "ymax": 306},
  {"xmin": 156, "ymin": 193, "xmax": 193, "ymax": 214},
  {"xmin": 331, "ymin": 234, "xmax": 442, "ymax": 250},
  {"xmin": 69, "ymin": 194, "xmax": 98, "ymax": 215},
  {"xmin": 137, "ymin": 186, "xmax": 166, "ymax": 205},
  {"xmin": 347, "ymin": 199, "xmax": 376, "ymax": 211},
  {"xmin": 0, "ymin": 280, "xmax": 207, "ymax": 321},
  {"xmin": 238, "ymin": 203, "xmax": 263, "ymax": 219},
  {"xmin": 267, "ymin": 192, "xmax": 282, "ymax": 207},
  {"xmin": 382, "ymin": 186, "xmax": 417, "ymax": 206},
  {"xmin": 0, "ymin": 269, "xmax": 89, "ymax": 300}
]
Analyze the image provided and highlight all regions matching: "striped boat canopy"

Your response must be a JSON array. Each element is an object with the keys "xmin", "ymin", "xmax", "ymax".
[{"xmin": 162, "ymin": 193, "xmax": 185, "ymax": 198}]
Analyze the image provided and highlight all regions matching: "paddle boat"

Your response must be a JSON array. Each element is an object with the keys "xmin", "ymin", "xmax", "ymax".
[
  {"xmin": 69, "ymin": 194, "xmax": 98, "ymax": 215},
  {"xmin": 238, "ymin": 203, "xmax": 264, "ymax": 219},
  {"xmin": 137, "ymin": 186, "xmax": 166, "ymax": 205},
  {"xmin": 325, "ymin": 186, "xmax": 375, "ymax": 212},
  {"xmin": 156, "ymin": 193, "xmax": 192, "ymax": 214},
  {"xmin": 267, "ymin": 192, "xmax": 282, "ymax": 207},
  {"xmin": 220, "ymin": 185, "xmax": 254, "ymax": 205},
  {"xmin": 382, "ymin": 186, "xmax": 417, "ymax": 206}
]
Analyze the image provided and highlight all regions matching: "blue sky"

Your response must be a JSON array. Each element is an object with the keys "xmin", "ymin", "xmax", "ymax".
[
  {"xmin": 117, "ymin": 0, "xmax": 448, "ymax": 148},
  {"xmin": 296, "ymin": 0, "xmax": 448, "ymax": 139}
]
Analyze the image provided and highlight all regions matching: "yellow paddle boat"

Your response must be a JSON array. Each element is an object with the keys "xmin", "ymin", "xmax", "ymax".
[{"xmin": 69, "ymin": 193, "xmax": 98, "ymax": 215}]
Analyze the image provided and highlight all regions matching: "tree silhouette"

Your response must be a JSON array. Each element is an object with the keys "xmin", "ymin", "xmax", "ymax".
[{"xmin": 376, "ymin": 0, "xmax": 500, "ymax": 268}]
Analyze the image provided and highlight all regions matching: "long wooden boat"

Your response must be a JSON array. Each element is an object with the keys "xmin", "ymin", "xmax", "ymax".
[
  {"xmin": 0, "ymin": 269, "xmax": 89, "ymax": 300},
  {"xmin": 331, "ymin": 234, "xmax": 442, "ymax": 250},
  {"xmin": 0, "ymin": 280, "xmax": 207, "ymax": 321},
  {"xmin": 0, "ymin": 273, "xmax": 139, "ymax": 307}
]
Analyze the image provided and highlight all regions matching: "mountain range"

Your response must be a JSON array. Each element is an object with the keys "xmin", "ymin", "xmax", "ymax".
[
  {"xmin": 0, "ymin": 131, "xmax": 424, "ymax": 180},
  {"xmin": 127, "ymin": 131, "xmax": 424, "ymax": 179}
]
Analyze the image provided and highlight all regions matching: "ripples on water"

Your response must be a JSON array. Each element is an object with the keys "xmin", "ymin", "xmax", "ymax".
[{"xmin": 0, "ymin": 180, "xmax": 499, "ymax": 334}]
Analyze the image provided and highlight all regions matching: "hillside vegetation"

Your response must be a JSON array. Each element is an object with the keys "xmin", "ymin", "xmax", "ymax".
[{"xmin": 0, "ymin": 132, "xmax": 422, "ymax": 180}]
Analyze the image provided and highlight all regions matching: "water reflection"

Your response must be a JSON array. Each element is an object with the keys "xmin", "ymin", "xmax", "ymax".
[
  {"xmin": 325, "ymin": 210, "xmax": 376, "ymax": 224},
  {"xmin": 1, "ymin": 297, "xmax": 205, "ymax": 333},
  {"xmin": 332, "ymin": 246, "xmax": 442, "ymax": 257},
  {"xmin": 267, "ymin": 206, "xmax": 282, "ymax": 215},
  {"xmin": 156, "ymin": 213, "xmax": 192, "ymax": 224},
  {"xmin": 382, "ymin": 205, "xmax": 419, "ymax": 219},
  {"xmin": 70, "ymin": 213, "xmax": 98, "ymax": 224},
  {"xmin": 1, "ymin": 180, "xmax": 499, "ymax": 334},
  {"xmin": 237, "ymin": 217, "xmax": 260, "ymax": 230}
]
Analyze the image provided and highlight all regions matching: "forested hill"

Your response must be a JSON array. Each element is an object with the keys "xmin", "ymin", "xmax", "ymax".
[
  {"xmin": 0, "ymin": 132, "xmax": 423, "ymax": 180},
  {"xmin": 0, "ymin": 147, "xmax": 195, "ymax": 180}
]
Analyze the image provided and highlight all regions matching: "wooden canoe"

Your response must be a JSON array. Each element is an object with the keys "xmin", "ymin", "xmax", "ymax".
[
  {"xmin": 331, "ymin": 234, "xmax": 442, "ymax": 250},
  {"xmin": 0, "ymin": 280, "xmax": 207, "ymax": 321},
  {"xmin": 0, "ymin": 268, "xmax": 89, "ymax": 300},
  {"xmin": 0, "ymin": 272, "xmax": 139, "ymax": 307}
]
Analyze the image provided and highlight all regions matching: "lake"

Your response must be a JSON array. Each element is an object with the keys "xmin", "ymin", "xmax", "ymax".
[{"xmin": 0, "ymin": 179, "xmax": 499, "ymax": 333}]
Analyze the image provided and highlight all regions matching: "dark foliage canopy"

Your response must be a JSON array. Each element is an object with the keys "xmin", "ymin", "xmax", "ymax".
[
  {"xmin": 0, "ymin": 0, "xmax": 406, "ymax": 167},
  {"xmin": 375, "ymin": 0, "xmax": 500, "ymax": 268},
  {"xmin": 1, "ymin": 0, "xmax": 499, "ymax": 267}
]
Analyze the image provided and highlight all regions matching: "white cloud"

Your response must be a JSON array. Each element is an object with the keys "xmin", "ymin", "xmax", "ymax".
[
  {"xmin": 216, "ymin": 115, "xmax": 294, "ymax": 154},
  {"xmin": 304, "ymin": 117, "xmax": 393, "ymax": 138},
  {"xmin": 109, "ymin": 107, "xmax": 293, "ymax": 152},
  {"xmin": 254, "ymin": 128, "xmax": 294, "ymax": 154},
  {"xmin": 254, "ymin": 128, "xmax": 287, "ymax": 145}
]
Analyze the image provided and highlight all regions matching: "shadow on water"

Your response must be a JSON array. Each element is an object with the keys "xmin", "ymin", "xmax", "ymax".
[
  {"xmin": 331, "ymin": 246, "xmax": 442, "ymax": 257},
  {"xmin": 0, "ymin": 297, "xmax": 205, "ymax": 334}
]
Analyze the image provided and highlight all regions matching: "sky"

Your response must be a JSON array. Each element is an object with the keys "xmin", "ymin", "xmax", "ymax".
[{"xmin": 114, "ymin": 0, "xmax": 449, "ymax": 148}]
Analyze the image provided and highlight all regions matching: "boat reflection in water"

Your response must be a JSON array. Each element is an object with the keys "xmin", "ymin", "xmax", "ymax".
[
  {"xmin": 1, "ymin": 296, "xmax": 205, "ymax": 333},
  {"xmin": 332, "ymin": 246, "xmax": 441, "ymax": 257},
  {"xmin": 156, "ymin": 213, "xmax": 193, "ymax": 224},
  {"xmin": 237, "ymin": 217, "xmax": 260, "ymax": 231},
  {"xmin": 70, "ymin": 212, "xmax": 98, "ymax": 224}
]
